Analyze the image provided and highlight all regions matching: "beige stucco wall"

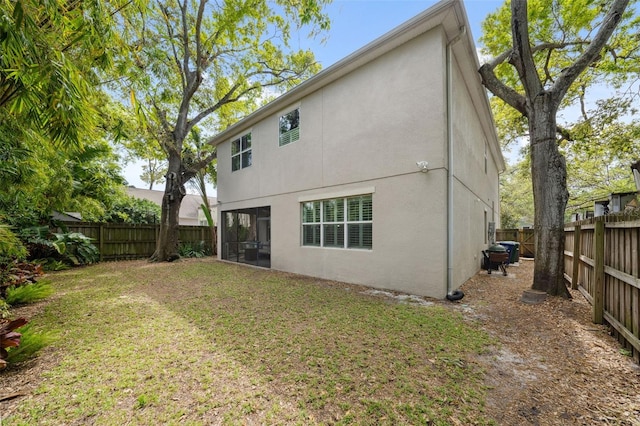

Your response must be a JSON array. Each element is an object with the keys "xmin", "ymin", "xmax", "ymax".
[
  {"xmin": 216, "ymin": 25, "xmax": 501, "ymax": 298},
  {"xmin": 217, "ymin": 31, "xmax": 446, "ymax": 202},
  {"xmin": 219, "ymin": 172, "xmax": 448, "ymax": 297},
  {"xmin": 448, "ymin": 48, "xmax": 501, "ymax": 290}
]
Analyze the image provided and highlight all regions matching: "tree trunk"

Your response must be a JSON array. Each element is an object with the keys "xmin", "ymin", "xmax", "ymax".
[
  {"xmin": 529, "ymin": 95, "xmax": 571, "ymax": 297},
  {"xmin": 150, "ymin": 154, "xmax": 185, "ymax": 262}
]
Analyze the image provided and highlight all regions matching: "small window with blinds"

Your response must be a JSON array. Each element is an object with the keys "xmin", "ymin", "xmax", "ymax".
[
  {"xmin": 279, "ymin": 108, "xmax": 300, "ymax": 146},
  {"xmin": 301, "ymin": 194, "xmax": 372, "ymax": 250},
  {"xmin": 231, "ymin": 133, "xmax": 251, "ymax": 172}
]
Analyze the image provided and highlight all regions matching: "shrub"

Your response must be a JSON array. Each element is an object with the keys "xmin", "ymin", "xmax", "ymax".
[
  {"xmin": 0, "ymin": 261, "xmax": 45, "ymax": 298},
  {"xmin": 178, "ymin": 241, "xmax": 211, "ymax": 258},
  {"xmin": 0, "ymin": 299, "xmax": 10, "ymax": 319},
  {"xmin": 0, "ymin": 225, "xmax": 27, "ymax": 262},
  {"xmin": 20, "ymin": 227, "xmax": 99, "ymax": 266},
  {"xmin": 0, "ymin": 317, "xmax": 27, "ymax": 370},
  {"xmin": 102, "ymin": 195, "xmax": 161, "ymax": 224},
  {"xmin": 19, "ymin": 226, "xmax": 64, "ymax": 260},
  {"xmin": 5, "ymin": 322, "xmax": 54, "ymax": 365},
  {"xmin": 0, "ymin": 224, "xmax": 30, "ymax": 293},
  {"xmin": 34, "ymin": 258, "xmax": 70, "ymax": 272},
  {"xmin": 53, "ymin": 232, "xmax": 99, "ymax": 265},
  {"xmin": 5, "ymin": 281, "xmax": 54, "ymax": 306}
]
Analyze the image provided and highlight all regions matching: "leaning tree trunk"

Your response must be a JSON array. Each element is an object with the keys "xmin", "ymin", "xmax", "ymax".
[
  {"xmin": 150, "ymin": 154, "xmax": 186, "ymax": 262},
  {"xmin": 529, "ymin": 95, "xmax": 571, "ymax": 297}
]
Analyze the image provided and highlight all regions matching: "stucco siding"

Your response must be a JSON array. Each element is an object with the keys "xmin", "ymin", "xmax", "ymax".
[
  {"xmin": 449, "ymin": 54, "xmax": 501, "ymax": 289},
  {"xmin": 218, "ymin": 30, "xmax": 447, "ymax": 205},
  {"xmin": 321, "ymin": 31, "xmax": 446, "ymax": 186},
  {"xmin": 220, "ymin": 172, "xmax": 448, "ymax": 297}
]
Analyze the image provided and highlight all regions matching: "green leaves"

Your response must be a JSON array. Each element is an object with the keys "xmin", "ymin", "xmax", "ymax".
[
  {"xmin": 0, "ymin": 225, "xmax": 28, "ymax": 262},
  {"xmin": 117, "ymin": 0, "xmax": 332, "ymax": 141},
  {"xmin": 0, "ymin": 317, "xmax": 28, "ymax": 369},
  {"xmin": 0, "ymin": 0, "xmax": 135, "ymax": 145}
]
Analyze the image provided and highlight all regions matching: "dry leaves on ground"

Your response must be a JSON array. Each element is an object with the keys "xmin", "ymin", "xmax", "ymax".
[{"xmin": 459, "ymin": 259, "xmax": 640, "ymax": 425}]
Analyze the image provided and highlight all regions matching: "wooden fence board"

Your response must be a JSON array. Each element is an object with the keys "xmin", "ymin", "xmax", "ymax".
[{"xmin": 564, "ymin": 215, "xmax": 640, "ymax": 361}]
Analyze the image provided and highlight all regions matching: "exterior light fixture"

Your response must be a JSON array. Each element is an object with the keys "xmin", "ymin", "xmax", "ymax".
[{"xmin": 416, "ymin": 161, "xmax": 429, "ymax": 172}]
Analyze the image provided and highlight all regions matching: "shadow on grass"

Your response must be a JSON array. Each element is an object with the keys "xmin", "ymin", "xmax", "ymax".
[{"xmin": 3, "ymin": 259, "xmax": 497, "ymax": 425}]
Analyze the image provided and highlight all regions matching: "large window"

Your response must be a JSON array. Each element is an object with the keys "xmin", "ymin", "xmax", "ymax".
[
  {"xmin": 232, "ymin": 133, "xmax": 251, "ymax": 171},
  {"xmin": 279, "ymin": 108, "xmax": 300, "ymax": 146},
  {"xmin": 302, "ymin": 195, "xmax": 372, "ymax": 249}
]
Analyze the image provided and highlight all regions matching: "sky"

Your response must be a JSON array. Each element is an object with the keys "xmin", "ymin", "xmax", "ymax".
[{"xmin": 122, "ymin": 0, "xmax": 504, "ymax": 193}]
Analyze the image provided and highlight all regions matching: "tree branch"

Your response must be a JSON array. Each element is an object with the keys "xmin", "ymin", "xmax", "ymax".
[
  {"xmin": 552, "ymin": 0, "xmax": 631, "ymax": 101},
  {"xmin": 159, "ymin": 2, "xmax": 186, "ymax": 90},
  {"xmin": 510, "ymin": 0, "xmax": 543, "ymax": 100},
  {"xmin": 184, "ymin": 150, "xmax": 217, "ymax": 180},
  {"xmin": 195, "ymin": 0, "xmax": 206, "ymax": 69},
  {"xmin": 478, "ymin": 64, "xmax": 528, "ymax": 116},
  {"xmin": 556, "ymin": 123, "xmax": 573, "ymax": 142},
  {"xmin": 185, "ymin": 60, "xmax": 315, "ymax": 133},
  {"xmin": 185, "ymin": 82, "xmax": 244, "ymax": 133},
  {"xmin": 479, "ymin": 41, "xmax": 589, "ymax": 116}
]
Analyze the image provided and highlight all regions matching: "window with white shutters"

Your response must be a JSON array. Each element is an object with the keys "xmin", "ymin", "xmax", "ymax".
[
  {"xmin": 279, "ymin": 108, "xmax": 300, "ymax": 146},
  {"xmin": 301, "ymin": 195, "xmax": 372, "ymax": 250}
]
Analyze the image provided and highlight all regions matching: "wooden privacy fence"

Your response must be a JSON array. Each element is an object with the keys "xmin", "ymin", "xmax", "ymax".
[
  {"xmin": 495, "ymin": 228, "xmax": 536, "ymax": 257},
  {"xmin": 57, "ymin": 222, "xmax": 216, "ymax": 261},
  {"xmin": 564, "ymin": 215, "xmax": 640, "ymax": 362}
]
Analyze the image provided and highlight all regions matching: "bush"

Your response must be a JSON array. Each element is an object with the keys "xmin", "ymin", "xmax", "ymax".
[
  {"xmin": 0, "ymin": 317, "xmax": 27, "ymax": 370},
  {"xmin": 5, "ymin": 322, "xmax": 54, "ymax": 365},
  {"xmin": 0, "ymin": 299, "xmax": 10, "ymax": 319},
  {"xmin": 19, "ymin": 226, "xmax": 64, "ymax": 260},
  {"xmin": 53, "ymin": 232, "xmax": 99, "ymax": 265},
  {"xmin": 102, "ymin": 195, "xmax": 161, "ymax": 224},
  {"xmin": 34, "ymin": 258, "xmax": 70, "ymax": 272},
  {"xmin": 0, "ymin": 261, "xmax": 45, "ymax": 298},
  {"xmin": 20, "ymin": 227, "xmax": 99, "ymax": 266},
  {"xmin": 178, "ymin": 241, "xmax": 211, "ymax": 258},
  {"xmin": 0, "ymin": 225, "xmax": 27, "ymax": 262},
  {"xmin": 5, "ymin": 281, "xmax": 54, "ymax": 306},
  {"xmin": 0, "ymin": 225, "xmax": 41, "ymax": 296}
]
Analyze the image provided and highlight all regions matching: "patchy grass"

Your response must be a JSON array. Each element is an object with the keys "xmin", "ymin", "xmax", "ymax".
[{"xmin": 2, "ymin": 259, "xmax": 496, "ymax": 425}]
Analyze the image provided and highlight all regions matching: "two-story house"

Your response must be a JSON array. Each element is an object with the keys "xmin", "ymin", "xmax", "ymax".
[{"xmin": 208, "ymin": 0, "xmax": 505, "ymax": 299}]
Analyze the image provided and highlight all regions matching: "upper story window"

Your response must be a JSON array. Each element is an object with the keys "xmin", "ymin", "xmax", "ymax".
[
  {"xmin": 279, "ymin": 108, "xmax": 300, "ymax": 146},
  {"xmin": 231, "ymin": 133, "xmax": 251, "ymax": 172}
]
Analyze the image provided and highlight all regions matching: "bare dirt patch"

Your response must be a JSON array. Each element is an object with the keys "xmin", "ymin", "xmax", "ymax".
[{"xmin": 458, "ymin": 259, "xmax": 640, "ymax": 425}]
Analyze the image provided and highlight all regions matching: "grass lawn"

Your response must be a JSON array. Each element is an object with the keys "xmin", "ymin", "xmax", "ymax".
[{"xmin": 3, "ymin": 258, "xmax": 496, "ymax": 425}]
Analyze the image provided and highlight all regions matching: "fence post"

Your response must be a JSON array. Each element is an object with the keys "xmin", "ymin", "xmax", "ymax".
[
  {"xmin": 99, "ymin": 224, "xmax": 104, "ymax": 262},
  {"xmin": 593, "ymin": 220, "xmax": 605, "ymax": 324},
  {"xmin": 571, "ymin": 224, "xmax": 581, "ymax": 290}
]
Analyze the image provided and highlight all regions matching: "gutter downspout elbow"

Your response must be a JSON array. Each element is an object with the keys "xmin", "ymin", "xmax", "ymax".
[{"xmin": 446, "ymin": 26, "xmax": 466, "ymax": 300}]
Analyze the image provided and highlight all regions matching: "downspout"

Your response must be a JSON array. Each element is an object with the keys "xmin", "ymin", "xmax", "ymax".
[{"xmin": 446, "ymin": 26, "xmax": 466, "ymax": 300}]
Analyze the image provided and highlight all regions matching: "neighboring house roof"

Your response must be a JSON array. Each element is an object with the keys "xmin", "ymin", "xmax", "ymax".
[
  {"xmin": 52, "ymin": 211, "xmax": 83, "ymax": 222},
  {"xmin": 206, "ymin": 0, "xmax": 505, "ymax": 172},
  {"xmin": 126, "ymin": 187, "xmax": 217, "ymax": 225}
]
